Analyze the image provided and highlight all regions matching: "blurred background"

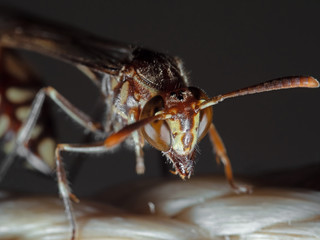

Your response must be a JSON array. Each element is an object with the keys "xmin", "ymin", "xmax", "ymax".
[{"xmin": 0, "ymin": 0, "xmax": 319, "ymax": 196}]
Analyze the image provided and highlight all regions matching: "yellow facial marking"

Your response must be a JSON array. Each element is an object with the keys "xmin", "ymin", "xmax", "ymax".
[
  {"xmin": 167, "ymin": 112, "xmax": 200, "ymax": 155},
  {"xmin": 15, "ymin": 106, "xmax": 31, "ymax": 122},
  {"xmin": 38, "ymin": 137, "xmax": 55, "ymax": 168},
  {"xmin": 189, "ymin": 113, "xmax": 200, "ymax": 148},
  {"xmin": 0, "ymin": 114, "xmax": 10, "ymax": 138},
  {"xmin": 6, "ymin": 87, "xmax": 35, "ymax": 104}
]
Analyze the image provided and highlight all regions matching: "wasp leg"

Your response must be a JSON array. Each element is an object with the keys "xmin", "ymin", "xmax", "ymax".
[
  {"xmin": 0, "ymin": 145, "xmax": 53, "ymax": 182},
  {"xmin": 101, "ymin": 74, "xmax": 115, "ymax": 133},
  {"xmin": 208, "ymin": 123, "xmax": 252, "ymax": 193},
  {"xmin": 132, "ymin": 131, "xmax": 145, "ymax": 174},
  {"xmin": 42, "ymin": 86, "xmax": 104, "ymax": 133},
  {"xmin": 55, "ymin": 142, "xmax": 109, "ymax": 240},
  {"xmin": 55, "ymin": 115, "xmax": 164, "ymax": 240},
  {"xmin": 0, "ymin": 86, "xmax": 105, "ymax": 181},
  {"xmin": 18, "ymin": 146, "xmax": 53, "ymax": 174},
  {"xmin": 128, "ymin": 111, "xmax": 145, "ymax": 174}
]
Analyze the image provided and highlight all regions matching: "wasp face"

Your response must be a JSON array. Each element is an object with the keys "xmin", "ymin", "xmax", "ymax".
[{"xmin": 140, "ymin": 87, "xmax": 212, "ymax": 179}]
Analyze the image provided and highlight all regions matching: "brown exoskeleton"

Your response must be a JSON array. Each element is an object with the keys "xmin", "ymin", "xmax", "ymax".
[{"xmin": 0, "ymin": 9, "xmax": 318, "ymax": 240}]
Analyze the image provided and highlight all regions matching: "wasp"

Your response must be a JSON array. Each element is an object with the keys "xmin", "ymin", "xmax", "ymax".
[{"xmin": 0, "ymin": 9, "xmax": 318, "ymax": 240}]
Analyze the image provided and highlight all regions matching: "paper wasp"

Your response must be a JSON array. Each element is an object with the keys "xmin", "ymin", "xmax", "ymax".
[{"xmin": 0, "ymin": 9, "xmax": 318, "ymax": 240}]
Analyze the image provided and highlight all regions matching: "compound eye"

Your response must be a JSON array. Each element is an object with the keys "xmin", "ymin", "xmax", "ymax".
[
  {"xmin": 187, "ymin": 87, "xmax": 213, "ymax": 141},
  {"xmin": 198, "ymin": 107, "xmax": 213, "ymax": 142},
  {"xmin": 143, "ymin": 120, "xmax": 171, "ymax": 151},
  {"xmin": 140, "ymin": 96, "xmax": 171, "ymax": 151}
]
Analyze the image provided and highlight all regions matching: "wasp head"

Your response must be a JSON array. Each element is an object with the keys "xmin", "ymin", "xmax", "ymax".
[{"xmin": 140, "ymin": 87, "xmax": 212, "ymax": 179}]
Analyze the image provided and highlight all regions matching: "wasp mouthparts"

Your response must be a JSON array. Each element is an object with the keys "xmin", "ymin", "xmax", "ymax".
[{"xmin": 165, "ymin": 149, "xmax": 196, "ymax": 179}]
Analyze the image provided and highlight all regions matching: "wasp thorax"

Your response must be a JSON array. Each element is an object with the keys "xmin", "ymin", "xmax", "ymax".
[{"xmin": 140, "ymin": 87, "xmax": 213, "ymax": 179}]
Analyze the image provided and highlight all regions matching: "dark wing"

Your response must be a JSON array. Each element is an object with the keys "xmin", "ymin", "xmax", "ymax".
[{"xmin": 0, "ymin": 8, "xmax": 135, "ymax": 76}]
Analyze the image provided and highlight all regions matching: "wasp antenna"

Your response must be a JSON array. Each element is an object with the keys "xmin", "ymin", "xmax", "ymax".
[
  {"xmin": 104, "ymin": 114, "xmax": 165, "ymax": 147},
  {"xmin": 200, "ymin": 76, "xmax": 319, "ymax": 110}
]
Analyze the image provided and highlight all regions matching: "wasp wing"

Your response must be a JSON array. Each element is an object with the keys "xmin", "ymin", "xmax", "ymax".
[
  {"xmin": 0, "ymin": 8, "xmax": 135, "ymax": 174},
  {"xmin": 0, "ymin": 8, "xmax": 135, "ymax": 77}
]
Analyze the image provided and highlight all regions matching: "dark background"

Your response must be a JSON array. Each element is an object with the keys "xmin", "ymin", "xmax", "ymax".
[{"xmin": 0, "ymin": 1, "xmax": 319, "ymax": 196}]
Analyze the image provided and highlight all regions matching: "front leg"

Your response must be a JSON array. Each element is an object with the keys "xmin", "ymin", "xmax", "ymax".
[
  {"xmin": 2, "ymin": 101, "xmax": 162, "ymax": 240},
  {"xmin": 129, "ymin": 110, "xmax": 145, "ymax": 174},
  {"xmin": 55, "ymin": 142, "xmax": 111, "ymax": 240},
  {"xmin": 208, "ymin": 123, "xmax": 252, "ymax": 193},
  {"xmin": 130, "ymin": 124, "xmax": 145, "ymax": 174},
  {"xmin": 55, "ymin": 116, "xmax": 159, "ymax": 240}
]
